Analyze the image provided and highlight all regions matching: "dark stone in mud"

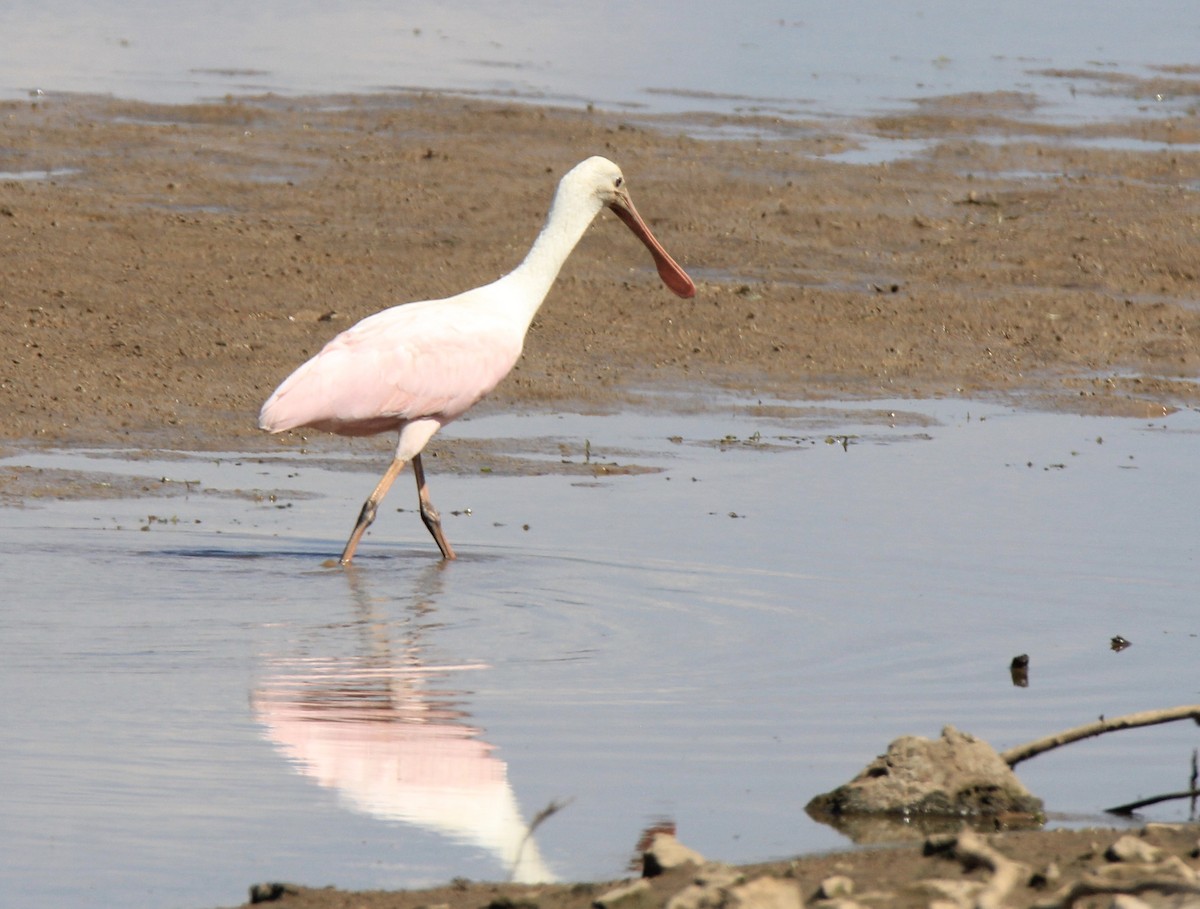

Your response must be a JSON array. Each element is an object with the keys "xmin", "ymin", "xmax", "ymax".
[
  {"xmin": 1106, "ymin": 834, "xmax": 1166, "ymax": 864},
  {"xmin": 593, "ymin": 878, "xmax": 656, "ymax": 909},
  {"xmin": 805, "ymin": 725, "xmax": 1044, "ymax": 819},
  {"xmin": 249, "ymin": 882, "xmax": 301, "ymax": 903},
  {"xmin": 643, "ymin": 832, "xmax": 707, "ymax": 878}
]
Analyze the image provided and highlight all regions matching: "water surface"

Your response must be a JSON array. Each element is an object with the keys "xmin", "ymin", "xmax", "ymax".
[
  {"xmin": 2, "ymin": 398, "xmax": 1198, "ymax": 909},
  {"xmin": 2, "ymin": 1, "xmax": 1197, "ymax": 122}
]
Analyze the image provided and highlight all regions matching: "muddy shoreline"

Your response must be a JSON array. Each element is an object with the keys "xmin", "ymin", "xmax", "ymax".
[
  {"xmin": 3, "ymin": 83, "xmax": 1199, "ymax": 907},
  {"xmin": 3, "ymin": 84, "xmax": 1199, "ymax": 459}
]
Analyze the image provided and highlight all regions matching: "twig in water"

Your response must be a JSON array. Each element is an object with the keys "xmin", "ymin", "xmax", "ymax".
[
  {"xmin": 1106, "ymin": 788, "xmax": 1200, "ymax": 816},
  {"xmin": 1001, "ymin": 704, "xmax": 1200, "ymax": 768},
  {"xmin": 1190, "ymin": 748, "xmax": 1198, "ymax": 820},
  {"xmin": 509, "ymin": 798, "xmax": 573, "ymax": 882},
  {"xmin": 528, "ymin": 798, "xmax": 571, "ymax": 835}
]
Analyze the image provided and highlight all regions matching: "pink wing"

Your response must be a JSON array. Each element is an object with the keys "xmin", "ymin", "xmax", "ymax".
[{"xmin": 260, "ymin": 301, "xmax": 523, "ymax": 437}]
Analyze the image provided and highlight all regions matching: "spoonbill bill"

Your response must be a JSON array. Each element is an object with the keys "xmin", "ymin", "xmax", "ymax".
[{"xmin": 259, "ymin": 156, "xmax": 695, "ymax": 564}]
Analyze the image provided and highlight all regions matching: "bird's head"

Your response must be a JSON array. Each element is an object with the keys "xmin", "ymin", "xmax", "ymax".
[
  {"xmin": 566, "ymin": 156, "xmax": 696, "ymax": 298},
  {"xmin": 567, "ymin": 155, "xmax": 630, "ymax": 207}
]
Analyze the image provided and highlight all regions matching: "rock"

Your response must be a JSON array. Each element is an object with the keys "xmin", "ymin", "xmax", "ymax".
[
  {"xmin": 663, "ymin": 864, "xmax": 742, "ymax": 909},
  {"xmin": 805, "ymin": 725, "xmax": 1044, "ymax": 817},
  {"xmin": 665, "ymin": 880, "xmax": 716, "ymax": 909},
  {"xmin": 487, "ymin": 898, "xmax": 540, "ymax": 909},
  {"xmin": 288, "ymin": 309, "xmax": 340, "ymax": 323},
  {"xmin": 1108, "ymin": 896, "xmax": 1154, "ymax": 909},
  {"xmin": 248, "ymin": 882, "xmax": 301, "ymax": 903},
  {"xmin": 1160, "ymin": 855, "xmax": 1199, "ymax": 883},
  {"xmin": 1105, "ymin": 834, "xmax": 1165, "ymax": 864},
  {"xmin": 696, "ymin": 868, "xmax": 739, "ymax": 892},
  {"xmin": 1029, "ymin": 861, "xmax": 1061, "ymax": 888},
  {"xmin": 644, "ymin": 833, "xmax": 707, "ymax": 877},
  {"xmin": 693, "ymin": 863, "xmax": 743, "ymax": 890},
  {"xmin": 723, "ymin": 877, "xmax": 801, "ymax": 909},
  {"xmin": 816, "ymin": 875, "xmax": 855, "ymax": 899},
  {"xmin": 922, "ymin": 833, "xmax": 959, "ymax": 856},
  {"xmin": 594, "ymin": 878, "xmax": 659, "ymax": 909},
  {"xmin": 951, "ymin": 828, "xmax": 1030, "ymax": 907},
  {"xmin": 665, "ymin": 873, "xmax": 797, "ymax": 909},
  {"xmin": 907, "ymin": 878, "xmax": 980, "ymax": 905}
]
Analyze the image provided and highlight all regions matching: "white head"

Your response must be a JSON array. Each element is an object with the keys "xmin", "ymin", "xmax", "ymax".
[
  {"xmin": 560, "ymin": 155, "xmax": 628, "ymax": 209},
  {"xmin": 558, "ymin": 156, "xmax": 695, "ymax": 298}
]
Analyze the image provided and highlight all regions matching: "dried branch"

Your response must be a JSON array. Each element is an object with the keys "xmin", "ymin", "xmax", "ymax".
[
  {"xmin": 1105, "ymin": 788, "xmax": 1200, "ymax": 816},
  {"xmin": 509, "ymin": 798, "xmax": 573, "ymax": 882},
  {"xmin": 1002, "ymin": 705, "xmax": 1200, "ymax": 768}
]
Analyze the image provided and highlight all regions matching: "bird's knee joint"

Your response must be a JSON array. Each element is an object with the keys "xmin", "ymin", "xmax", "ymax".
[{"xmin": 357, "ymin": 500, "xmax": 378, "ymax": 527}]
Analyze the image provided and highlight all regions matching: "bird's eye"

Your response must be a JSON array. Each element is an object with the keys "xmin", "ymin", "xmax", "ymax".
[{"xmin": 614, "ymin": 176, "xmax": 624, "ymax": 189}]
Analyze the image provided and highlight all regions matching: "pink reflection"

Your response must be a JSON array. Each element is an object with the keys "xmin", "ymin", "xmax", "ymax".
[{"xmin": 252, "ymin": 572, "xmax": 553, "ymax": 883}]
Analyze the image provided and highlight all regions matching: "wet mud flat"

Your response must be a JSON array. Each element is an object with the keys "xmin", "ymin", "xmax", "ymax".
[
  {"xmin": 2, "ymin": 73, "xmax": 1200, "ymax": 909},
  {"xmin": 236, "ymin": 824, "xmax": 1200, "ymax": 909},
  {"xmin": 2, "ymin": 72, "xmax": 1200, "ymax": 457}
]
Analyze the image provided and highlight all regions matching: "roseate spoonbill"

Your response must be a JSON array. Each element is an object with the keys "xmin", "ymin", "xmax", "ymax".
[{"xmin": 259, "ymin": 156, "xmax": 695, "ymax": 564}]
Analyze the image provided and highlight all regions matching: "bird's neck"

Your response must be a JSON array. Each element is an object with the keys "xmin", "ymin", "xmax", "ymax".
[{"xmin": 503, "ymin": 186, "xmax": 603, "ymax": 323}]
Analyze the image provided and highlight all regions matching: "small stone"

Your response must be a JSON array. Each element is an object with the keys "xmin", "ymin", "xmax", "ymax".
[
  {"xmin": 644, "ymin": 833, "xmax": 707, "ymax": 877},
  {"xmin": 694, "ymin": 862, "xmax": 741, "ymax": 889},
  {"xmin": 663, "ymin": 864, "xmax": 741, "ymax": 909},
  {"xmin": 1105, "ymin": 834, "xmax": 1165, "ymax": 864},
  {"xmin": 922, "ymin": 833, "xmax": 959, "ymax": 856},
  {"xmin": 1143, "ymin": 822, "xmax": 1187, "ymax": 834},
  {"xmin": 724, "ymin": 877, "xmax": 801, "ymax": 909},
  {"xmin": 908, "ymin": 879, "xmax": 980, "ymax": 903},
  {"xmin": 248, "ymin": 882, "xmax": 300, "ymax": 904},
  {"xmin": 664, "ymin": 883, "xmax": 709, "ymax": 909},
  {"xmin": 1109, "ymin": 895, "xmax": 1154, "ymax": 909},
  {"xmin": 1029, "ymin": 861, "xmax": 1060, "ymax": 888},
  {"xmin": 1158, "ymin": 855, "xmax": 1199, "ymax": 883},
  {"xmin": 486, "ymin": 898, "xmax": 539, "ymax": 909},
  {"xmin": 816, "ymin": 875, "xmax": 855, "ymax": 899},
  {"xmin": 593, "ymin": 878, "xmax": 659, "ymax": 909}
]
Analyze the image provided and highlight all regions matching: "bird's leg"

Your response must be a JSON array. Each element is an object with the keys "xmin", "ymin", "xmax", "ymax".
[
  {"xmin": 339, "ymin": 456, "xmax": 407, "ymax": 565},
  {"xmin": 412, "ymin": 453, "xmax": 457, "ymax": 560}
]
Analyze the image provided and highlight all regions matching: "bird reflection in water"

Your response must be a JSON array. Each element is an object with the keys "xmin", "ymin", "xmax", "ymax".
[{"xmin": 251, "ymin": 564, "xmax": 554, "ymax": 882}]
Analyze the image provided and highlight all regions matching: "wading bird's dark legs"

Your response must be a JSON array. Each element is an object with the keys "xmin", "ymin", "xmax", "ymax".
[
  {"xmin": 413, "ymin": 453, "xmax": 456, "ymax": 560},
  {"xmin": 340, "ymin": 456, "xmax": 406, "ymax": 565}
]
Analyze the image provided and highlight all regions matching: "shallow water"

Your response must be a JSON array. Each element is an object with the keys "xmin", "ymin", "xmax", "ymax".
[
  {"xmin": 2, "ymin": 397, "xmax": 1199, "ymax": 908},
  {"xmin": 1, "ymin": 0, "xmax": 1197, "ymax": 123}
]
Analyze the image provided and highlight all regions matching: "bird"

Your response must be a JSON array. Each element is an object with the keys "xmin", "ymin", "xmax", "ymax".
[{"xmin": 259, "ymin": 156, "xmax": 695, "ymax": 564}]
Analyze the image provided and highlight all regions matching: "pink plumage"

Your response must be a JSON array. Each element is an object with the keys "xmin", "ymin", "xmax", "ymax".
[
  {"xmin": 260, "ymin": 156, "xmax": 694, "ymax": 564},
  {"xmin": 261, "ymin": 297, "xmax": 522, "ymax": 439}
]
